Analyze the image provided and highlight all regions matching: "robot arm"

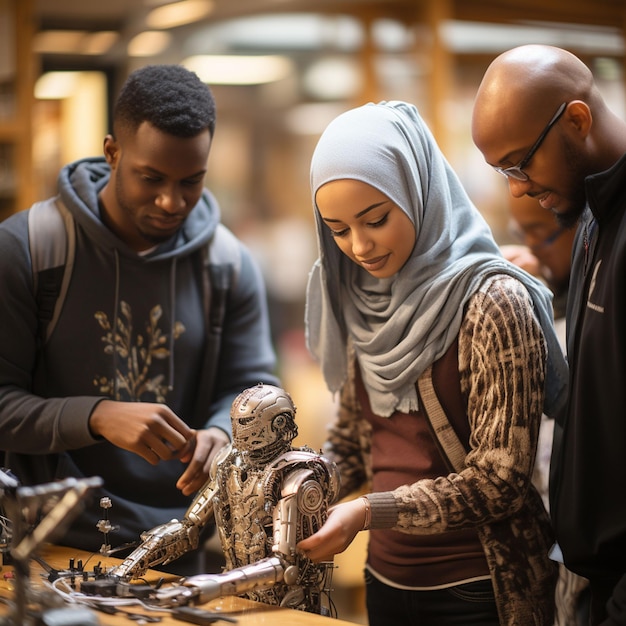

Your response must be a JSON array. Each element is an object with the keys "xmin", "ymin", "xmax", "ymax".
[
  {"xmin": 111, "ymin": 474, "xmax": 220, "ymax": 580},
  {"xmin": 110, "ymin": 517, "xmax": 201, "ymax": 581},
  {"xmin": 271, "ymin": 467, "xmax": 326, "ymax": 563},
  {"xmin": 152, "ymin": 556, "xmax": 286, "ymax": 607}
]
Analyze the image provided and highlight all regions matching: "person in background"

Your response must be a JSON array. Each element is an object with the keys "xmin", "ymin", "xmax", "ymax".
[
  {"xmin": 472, "ymin": 44, "xmax": 626, "ymax": 625},
  {"xmin": 501, "ymin": 193, "xmax": 576, "ymax": 328},
  {"xmin": 297, "ymin": 100, "xmax": 568, "ymax": 626},
  {"xmin": 500, "ymin": 195, "xmax": 573, "ymax": 500},
  {"xmin": 0, "ymin": 65, "xmax": 278, "ymax": 573},
  {"xmin": 502, "ymin": 194, "xmax": 589, "ymax": 626}
]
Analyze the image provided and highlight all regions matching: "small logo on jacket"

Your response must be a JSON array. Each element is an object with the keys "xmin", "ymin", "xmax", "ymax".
[{"xmin": 586, "ymin": 260, "xmax": 605, "ymax": 313}]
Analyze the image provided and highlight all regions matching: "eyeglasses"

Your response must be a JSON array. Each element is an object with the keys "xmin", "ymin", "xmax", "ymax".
[{"xmin": 494, "ymin": 102, "xmax": 568, "ymax": 182}]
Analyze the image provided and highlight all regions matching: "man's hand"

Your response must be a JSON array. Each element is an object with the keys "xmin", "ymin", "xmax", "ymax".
[
  {"xmin": 176, "ymin": 427, "xmax": 230, "ymax": 496},
  {"xmin": 89, "ymin": 400, "xmax": 194, "ymax": 464},
  {"xmin": 296, "ymin": 498, "xmax": 367, "ymax": 562}
]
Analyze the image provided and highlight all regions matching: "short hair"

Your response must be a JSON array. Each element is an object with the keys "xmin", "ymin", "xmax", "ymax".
[{"xmin": 113, "ymin": 64, "xmax": 216, "ymax": 138}]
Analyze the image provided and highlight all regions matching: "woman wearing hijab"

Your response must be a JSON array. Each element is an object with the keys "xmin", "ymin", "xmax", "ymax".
[{"xmin": 297, "ymin": 101, "xmax": 568, "ymax": 626}]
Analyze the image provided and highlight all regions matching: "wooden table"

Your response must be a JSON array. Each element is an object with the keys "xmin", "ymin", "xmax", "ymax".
[{"xmin": 0, "ymin": 545, "xmax": 358, "ymax": 625}]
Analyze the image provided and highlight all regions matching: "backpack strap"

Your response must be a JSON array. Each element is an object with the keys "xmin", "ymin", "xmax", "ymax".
[
  {"xmin": 28, "ymin": 198, "xmax": 75, "ymax": 345},
  {"xmin": 192, "ymin": 224, "xmax": 242, "ymax": 425},
  {"xmin": 417, "ymin": 338, "xmax": 469, "ymax": 473},
  {"xmin": 201, "ymin": 223, "xmax": 242, "ymax": 335}
]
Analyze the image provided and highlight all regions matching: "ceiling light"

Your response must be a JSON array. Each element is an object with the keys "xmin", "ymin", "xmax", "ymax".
[
  {"xmin": 33, "ymin": 30, "xmax": 119, "ymax": 55},
  {"xmin": 35, "ymin": 72, "xmax": 81, "ymax": 99},
  {"xmin": 147, "ymin": 0, "xmax": 214, "ymax": 30},
  {"xmin": 128, "ymin": 31, "xmax": 172, "ymax": 57},
  {"xmin": 186, "ymin": 14, "xmax": 362, "ymax": 51},
  {"xmin": 182, "ymin": 55, "xmax": 293, "ymax": 85},
  {"xmin": 440, "ymin": 20, "xmax": 623, "ymax": 54},
  {"xmin": 303, "ymin": 57, "xmax": 362, "ymax": 100},
  {"xmin": 81, "ymin": 32, "xmax": 119, "ymax": 55},
  {"xmin": 33, "ymin": 31, "xmax": 87, "ymax": 54}
]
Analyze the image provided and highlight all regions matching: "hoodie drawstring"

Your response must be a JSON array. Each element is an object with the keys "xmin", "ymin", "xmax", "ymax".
[
  {"xmin": 111, "ymin": 250, "xmax": 177, "ymax": 397},
  {"xmin": 168, "ymin": 257, "xmax": 177, "ymax": 391},
  {"xmin": 112, "ymin": 249, "xmax": 120, "ymax": 399}
]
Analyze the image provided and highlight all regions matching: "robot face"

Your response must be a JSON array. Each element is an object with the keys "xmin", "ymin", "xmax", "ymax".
[{"xmin": 231, "ymin": 384, "xmax": 297, "ymax": 452}]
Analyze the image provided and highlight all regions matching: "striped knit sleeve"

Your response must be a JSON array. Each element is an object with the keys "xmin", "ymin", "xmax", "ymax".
[{"xmin": 390, "ymin": 274, "xmax": 546, "ymax": 533}]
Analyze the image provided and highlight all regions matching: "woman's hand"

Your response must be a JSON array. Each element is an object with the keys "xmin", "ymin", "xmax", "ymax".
[{"xmin": 297, "ymin": 497, "xmax": 368, "ymax": 562}]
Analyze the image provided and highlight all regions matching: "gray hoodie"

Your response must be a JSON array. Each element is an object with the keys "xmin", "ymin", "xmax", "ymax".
[{"xmin": 0, "ymin": 157, "xmax": 278, "ymax": 550}]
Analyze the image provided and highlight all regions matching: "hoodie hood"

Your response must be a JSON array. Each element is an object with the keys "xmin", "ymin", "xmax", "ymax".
[
  {"xmin": 57, "ymin": 156, "xmax": 220, "ymax": 261},
  {"xmin": 55, "ymin": 156, "xmax": 223, "ymax": 401}
]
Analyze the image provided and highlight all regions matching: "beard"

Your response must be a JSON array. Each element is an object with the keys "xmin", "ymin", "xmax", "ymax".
[
  {"xmin": 555, "ymin": 204, "xmax": 584, "ymax": 229},
  {"xmin": 552, "ymin": 137, "xmax": 588, "ymax": 229}
]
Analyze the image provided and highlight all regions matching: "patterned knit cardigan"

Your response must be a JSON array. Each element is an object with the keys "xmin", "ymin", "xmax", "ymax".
[{"xmin": 324, "ymin": 276, "xmax": 557, "ymax": 626}]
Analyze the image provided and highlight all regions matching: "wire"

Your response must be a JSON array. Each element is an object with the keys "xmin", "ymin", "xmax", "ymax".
[{"xmin": 43, "ymin": 576, "xmax": 169, "ymax": 614}]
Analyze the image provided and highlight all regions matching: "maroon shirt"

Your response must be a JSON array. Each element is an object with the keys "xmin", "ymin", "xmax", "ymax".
[{"xmin": 355, "ymin": 360, "xmax": 489, "ymax": 587}]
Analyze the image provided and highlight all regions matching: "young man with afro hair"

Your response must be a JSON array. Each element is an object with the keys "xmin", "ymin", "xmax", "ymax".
[{"xmin": 0, "ymin": 64, "xmax": 279, "ymax": 574}]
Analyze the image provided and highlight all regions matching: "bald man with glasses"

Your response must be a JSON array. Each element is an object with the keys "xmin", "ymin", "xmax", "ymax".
[{"xmin": 473, "ymin": 45, "xmax": 626, "ymax": 626}]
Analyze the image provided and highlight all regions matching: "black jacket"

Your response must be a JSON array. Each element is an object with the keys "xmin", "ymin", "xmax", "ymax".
[{"xmin": 551, "ymin": 152, "xmax": 626, "ymax": 621}]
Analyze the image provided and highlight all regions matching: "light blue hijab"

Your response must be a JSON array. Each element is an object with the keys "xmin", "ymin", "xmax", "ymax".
[{"xmin": 305, "ymin": 101, "xmax": 567, "ymax": 418}]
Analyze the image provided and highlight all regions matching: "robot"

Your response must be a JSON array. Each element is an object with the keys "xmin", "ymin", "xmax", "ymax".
[{"xmin": 109, "ymin": 384, "xmax": 340, "ymax": 615}]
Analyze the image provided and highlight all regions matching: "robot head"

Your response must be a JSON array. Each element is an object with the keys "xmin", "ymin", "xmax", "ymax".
[{"xmin": 231, "ymin": 384, "xmax": 298, "ymax": 453}]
